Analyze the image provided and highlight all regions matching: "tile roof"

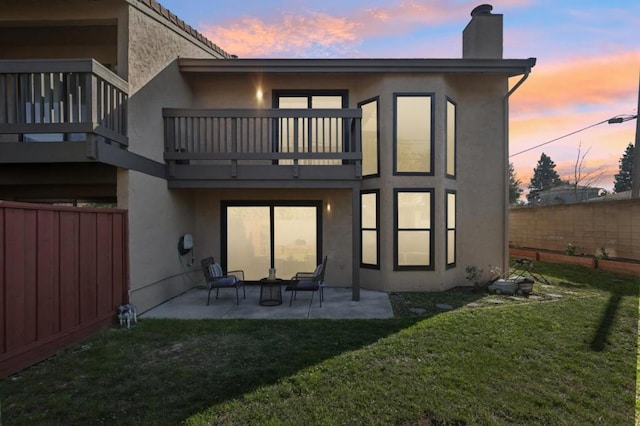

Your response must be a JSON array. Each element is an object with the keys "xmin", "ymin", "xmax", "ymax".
[{"xmin": 135, "ymin": 0, "xmax": 233, "ymax": 58}]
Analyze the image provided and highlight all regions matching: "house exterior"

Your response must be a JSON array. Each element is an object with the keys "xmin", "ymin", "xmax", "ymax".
[
  {"xmin": 536, "ymin": 185, "xmax": 602, "ymax": 205},
  {"xmin": 0, "ymin": 1, "xmax": 535, "ymax": 313}
]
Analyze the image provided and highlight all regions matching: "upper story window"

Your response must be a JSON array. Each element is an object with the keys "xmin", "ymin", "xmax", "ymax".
[
  {"xmin": 274, "ymin": 90, "xmax": 348, "ymax": 165},
  {"xmin": 393, "ymin": 93, "xmax": 434, "ymax": 175},
  {"xmin": 446, "ymin": 98, "xmax": 457, "ymax": 178},
  {"xmin": 358, "ymin": 97, "xmax": 379, "ymax": 177}
]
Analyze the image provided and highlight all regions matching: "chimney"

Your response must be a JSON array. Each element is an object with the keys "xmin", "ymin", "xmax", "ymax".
[{"xmin": 463, "ymin": 4, "xmax": 503, "ymax": 59}]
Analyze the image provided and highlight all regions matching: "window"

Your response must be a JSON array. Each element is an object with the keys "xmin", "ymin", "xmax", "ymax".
[
  {"xmin": 358, "ymin": 97, "xmax": 379, "ymax": 177},
  {"xmin": 360, "ymin": 190, "xmax": 379, "ymax": 268},
  {"xmin": 394, "ymin": 189, "xmax": 433, "ymax": 270},
  {"xmin": 394, "ymin": 94, "xmax": 434, "ymax": 175},
  {"xmin": 446, "ymin": 190, "xmax": 456, "ymax": 268},
  {"xmin": 446, "ymin": 98, "xmax": 457, "ymax": 178},
  {"xmin": 222, "ymin": 201, "xmax": 322, "ymax": 280},
  {"xmin": 274, "ymin": 90, "xmax": 347, "ymax": 165}
]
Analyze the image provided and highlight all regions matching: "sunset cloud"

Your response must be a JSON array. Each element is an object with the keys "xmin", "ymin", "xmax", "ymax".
[
  {"xmin": 202, "ymin": 13, "xmax": 361, "ymax": 57},
  {"xmin": 511, "ymin": 51, "xmax": 640, "ymax": 114},
  {"xmin": 201, "ymin": 1, "xmax": 533, "ymax": 57}
]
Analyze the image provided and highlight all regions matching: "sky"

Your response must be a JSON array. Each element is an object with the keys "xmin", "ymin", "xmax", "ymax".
[{"xmin": 159, "ymin": 0, "xmax": 639, "ymax": 194}]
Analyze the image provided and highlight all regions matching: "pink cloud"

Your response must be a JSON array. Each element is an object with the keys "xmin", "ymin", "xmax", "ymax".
[
  {"xmin": 202, "ymin": 13, "xmax": 361, "ymax": 57},
  {"xmin": 202, "ymin": 1, "xmax": 532, "ymax": 57},
  {"xmin": 511, "ymin": 51, "xmax": 640, "ymax": 114}
]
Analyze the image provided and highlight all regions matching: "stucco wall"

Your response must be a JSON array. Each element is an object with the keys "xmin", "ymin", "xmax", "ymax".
[
  {"xmin": 451, "ymin": 74, "xmax": 508, "ymax": 281},
  {"xmin": 123, "ymin": 5, "xmax": 225, "ymax": 311},
  {"xmin": 126, "ymin": 171, "xmax": 196, "ymax": 313},
  {"xmin": 126, "ymin": 6, "xmax": 223, "ymax": 93},
  {"xmin": 509, "ymin": 199, "xmax": 640, "ymax": 261}
]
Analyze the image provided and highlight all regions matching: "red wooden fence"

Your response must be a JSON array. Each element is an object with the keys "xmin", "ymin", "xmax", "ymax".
[{"xmin": 0, "ymin": 201, "xmax": 128, "ymax": 378}]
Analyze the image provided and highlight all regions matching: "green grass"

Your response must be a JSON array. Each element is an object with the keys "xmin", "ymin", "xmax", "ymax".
[{"xmin": 0, "ymin": 261, "xmax": 638, "ymax": 425}]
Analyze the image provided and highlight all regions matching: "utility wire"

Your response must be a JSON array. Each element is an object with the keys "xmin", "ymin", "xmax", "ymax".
[
  {"xmin": 509, "ymin": 114, "xmax": 637, "ymax": 158},
  {"xmin": 509, "ymin": 119, "xmax": 609, "ymax": 158}
]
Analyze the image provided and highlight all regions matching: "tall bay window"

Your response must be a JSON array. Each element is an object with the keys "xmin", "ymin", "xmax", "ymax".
[
  {"xmin": 360, "ymin": 190, "xmax": 379, "ymax": 268},
  {"xmin": 394, "ymin": 93, "xmax": 434, "ymax": 175},
  {"xmin": 358, "ymin": 97, "xmax": 379, "ymax": 177},
  {"xmin": 446, "ymin": 190, "xmax": 456, "ymax": 268},
  {"xmin": 446, "ymin": 98, "xmax": 457, "ymax": 178},
  {"xmin": 394, "ymin": 189, "xmax": 434, "ymax": 270}
]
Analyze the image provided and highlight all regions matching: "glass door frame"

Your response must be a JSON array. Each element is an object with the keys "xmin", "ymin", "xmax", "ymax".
[{"xmin": 220, "ymin": 200, "xmax": 323, "ymax": 274}]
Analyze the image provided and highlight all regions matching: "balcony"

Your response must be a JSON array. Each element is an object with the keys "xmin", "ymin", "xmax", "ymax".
[
  {"xmin": 164, "ymin": 108, "xmax": 362, "ymax": 187},
  {"xmin": 0, "ymin": 59, "xmax": 128, "ymax": 163}
]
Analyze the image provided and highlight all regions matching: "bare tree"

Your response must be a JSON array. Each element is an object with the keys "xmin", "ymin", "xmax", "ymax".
[{"xmin": 569, "ymin": 142, "xmax": 605, "ymax": 202}]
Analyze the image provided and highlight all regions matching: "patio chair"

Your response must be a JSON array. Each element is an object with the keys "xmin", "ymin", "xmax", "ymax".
[
  {"xmin": 201, "ymin": 257, "xmax": 246, "ymax": 305},
  {"xmin": 288, "ymin": 256, "xmax": 328, "ymax": 307}
]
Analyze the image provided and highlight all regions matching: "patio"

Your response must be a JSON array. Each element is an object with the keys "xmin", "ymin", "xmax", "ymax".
[{"xmin": 141, "ymin": 285, "xmax": 394, "ymax": 320}]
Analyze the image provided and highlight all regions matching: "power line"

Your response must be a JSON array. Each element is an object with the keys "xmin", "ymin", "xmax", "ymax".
[{"xmin": 509, "ymin": 114, "xmax": 637, "ymax": 158}]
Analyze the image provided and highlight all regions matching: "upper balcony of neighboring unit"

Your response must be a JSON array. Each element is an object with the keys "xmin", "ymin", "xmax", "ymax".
[
  {"xmin": 0, "ymin": 1, "xmax": 128, "ymax": 162},
  {"xmin": 0, "ymin": 0, "xmax": 229, "ymax": 166}
]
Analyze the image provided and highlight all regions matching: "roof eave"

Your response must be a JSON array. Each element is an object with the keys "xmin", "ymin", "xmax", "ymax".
[{"xmin": 177, "ymin": 57, "xmax": 537, "ymax": 77}]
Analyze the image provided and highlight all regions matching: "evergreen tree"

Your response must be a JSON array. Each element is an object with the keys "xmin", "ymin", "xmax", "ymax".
[
  {"xmin": 509, "ymin": 163, "xmax": 523, "ymax": 205},
  {"xmin": 527, "ymin": 153, "xmax": 562, "ymax": 204},
  {"xmin": 613, "ymin": 143, "xmax": 634, "ymax": 193}
]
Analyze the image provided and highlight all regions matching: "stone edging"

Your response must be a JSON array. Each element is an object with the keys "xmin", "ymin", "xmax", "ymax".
[{"xmin": 509, "ymin": 248, "xmax": 640, "ymax": 277}]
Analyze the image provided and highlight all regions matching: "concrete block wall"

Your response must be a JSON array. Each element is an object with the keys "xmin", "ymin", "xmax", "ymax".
[{"xmin": 509, "ymin": 199, "xmax": 640, "ymax": 261}]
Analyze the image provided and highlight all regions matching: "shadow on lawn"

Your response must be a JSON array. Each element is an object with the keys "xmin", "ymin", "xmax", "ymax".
[
  {"xmin": 535, "ymin": 261, "xmax": 639, "ymax": 352},
  {"xmin": 589, "ymin": 278, "xmax": 639, "ymax": 352},
  {"xmin": 0, "ymin": 317, "xmax": 423, "ymax": 425}
]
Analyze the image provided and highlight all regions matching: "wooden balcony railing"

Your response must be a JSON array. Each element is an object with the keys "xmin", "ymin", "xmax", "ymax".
[
  {"xmin": 163, "ymin": 108, "xmax": 362, "ymax": 180},
  {"xmin": 0, "ymin": 59, "xmax": 128, "ymax": 146}
]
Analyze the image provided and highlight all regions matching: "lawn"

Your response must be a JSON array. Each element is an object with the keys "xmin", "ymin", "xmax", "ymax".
[{"xmin": 0, "ymin": 262, "xmax": 638, "ymax": 425}]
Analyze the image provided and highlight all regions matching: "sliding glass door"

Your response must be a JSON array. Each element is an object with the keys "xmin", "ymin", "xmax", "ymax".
[{"xmin": 224, "ymin": 202, "xmax": 321, "ymax": 280}]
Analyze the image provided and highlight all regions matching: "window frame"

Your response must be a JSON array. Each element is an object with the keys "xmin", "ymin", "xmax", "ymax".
[
  {"xmin": 393, "ymin": 188, "xmax": 435, "ymax": 271},
  {"xmin": 358, "ymin": 96, "xmax": 380, "ymax": 178},
  {"xmin": 445, "ymin": 97, "xmax": 457, "ymax": 179},
  {"xmin": 393, "ymin": 92, "xmax": 435, "ymax": 176},
  {"xmin": 273, "ymin": 90, "xmax": 349, "ymax": 163},
  {"xmin": 446, "ymin": 190, "xmax": 457, "ymax": 269},
  {"xmin": 272, "ymin": 89, "xmax": 349, "ymax": 109},
  {"xmin": 360, "ymin": 189, "xmax": 380, "ymax": 269}
]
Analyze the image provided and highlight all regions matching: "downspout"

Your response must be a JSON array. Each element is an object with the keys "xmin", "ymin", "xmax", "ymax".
[{"xmin": 503, "ymin": 66, "xmax": 532, "ymax": 273}]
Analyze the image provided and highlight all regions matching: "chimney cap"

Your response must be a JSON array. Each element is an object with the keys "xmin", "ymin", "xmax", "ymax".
[{"xmin": 471, "ymin": 4, "xmax": 493, "ymax": 17}]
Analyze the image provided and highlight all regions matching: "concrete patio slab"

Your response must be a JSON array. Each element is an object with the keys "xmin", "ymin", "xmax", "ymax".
[{"xmin": 140, "ymin": 285, "xmax": 394, "ymax": 320}]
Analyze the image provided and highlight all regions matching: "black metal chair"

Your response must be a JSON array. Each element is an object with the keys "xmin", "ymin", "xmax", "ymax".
[
  {"xmin": 289, "ymin": 256, "xmax": 328, "ymax": 307},
  {"xmin": 201, "ymin": 257, "xmax": 246, "ymax": 305}
]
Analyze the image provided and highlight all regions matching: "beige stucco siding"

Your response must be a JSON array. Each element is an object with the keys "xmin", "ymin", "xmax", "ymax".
[
  {"xmin": 451, "ymin": 75, "xmax": 508, "ymax": 282},
  {"xmin": 123, "ymin": 5, "xmax": 225, "ymax": 311},
  {"xmin": 126, "ymin": 171, "xmax": 196, "ymax": 313}
]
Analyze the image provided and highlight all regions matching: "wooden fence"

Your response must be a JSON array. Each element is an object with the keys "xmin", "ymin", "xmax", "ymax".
[{"xmin": 0, "ymin": 201, "xmax": 128, "ymax": 378}]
